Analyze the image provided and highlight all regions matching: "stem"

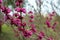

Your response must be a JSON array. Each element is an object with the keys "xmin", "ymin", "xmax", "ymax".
[
  {"xmin": 0, "ymin": 20, "xmax": 2, "ymax": 33},
  {"xmin": 0, "ymin": 25, "xmax": 2, "ymax": 33},
  {"xmin": 11, "ymin": 25, "xmax": 21, "ymax": 40}
]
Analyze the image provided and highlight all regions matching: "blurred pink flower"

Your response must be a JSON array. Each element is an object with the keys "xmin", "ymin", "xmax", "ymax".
[
  {"xmin": 38, "ymin": 31, "xmax": 45, "ymax": 40},
  {"xmin": 22, "ymin": 8, "xmax": 26, "ymax": 13},
  {"xmin": 22, "ymin": 22, "xmax": 26, "ymax": 27},
  {"xmin": 15, "ymin": 1, "xmax": 20, "ymax": 6},
  {"xmin": 18, "ymin": 27, "xmax": 25, "ymax": 31},
  {"xmin": 10, "ymin": 18, "xmax": 21, "ymax": 26},
  {"xmin": 15, "ymin": 7, "xmax": 21, "ymax": 12},
  {"xmin": 30, "ymin": 15, "xmax": 34, "ymax": 19},
  {"xmin": 1, "ymin": 6, "xmax": 11, "ymax": 14},
  {"xmin": 0, "ymin": 0, "xmax": 2, "ymax": 4},
  {"xmin": 45, "ymin": 20, "xmax": 51, "ymax": 28},
  {"xmin": 22, "ymin": 30, "xmax": 33, "ymax": 38},
  {"xmin": 15, "ymin": 7, "xmax": 26, "ymax": 13},
  {"xmin": 30, "ymin": 27, "xmax": 36, "ymax": 33},
  {"xmin": 52, "ymin": 22, "xmax": 57, "ymax": 29},
  {"xmin": 15, "ymin": 0, "xmax": 23, "ymax": 6},
  {"xmin": 29, "ymin": 19, "xmax": 34, "ymax": 22},
  {"xmin": 13, "ymin": 13, "xmax": 20, "ymax": 17},
  {"xmin": 30, "ymin": 24, "xmax": 35, "ymax": 28},
  {"xmin": 30, "ymin": 24, "xmax": 36, "ymax": 33},
  {"xmin": 17, "ymin": 15, "xmax": 23, "ymax": 19},
  {"xmin": 28, "ymin": 11, "xmax": 33, "ymax": 14}
]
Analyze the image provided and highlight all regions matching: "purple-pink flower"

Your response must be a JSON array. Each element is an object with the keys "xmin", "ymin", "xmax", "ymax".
[
  {"xmin": 22, "ymin": 30, "xmax": 33, "ymax": 38},
  {"xmin": 28, "ymin": 11, "xmax": 33, "ymax": 14},
  {"xmin": 30, "ymin": 27, "xmax": 36, "ymax": 33},
  {"xmin": 10, "ymin": 18, "xmax": 21, "ymax": 26},
  {"xmin": 38, "ymin": 31, "xmax": 45, "ymax": 40},
  {"xmin": 15, "ymin": 0, "xmax": 23, "ymax": 6},
  {"xmin": 30, "ymin": 15, "xmax": 34, "ymax": 19},
  {"xmin": 21, "ymin": 22, "xmax": 26, "ymax": 27},
  {"xmin": 13, "ymin": 13, "xmax": 20, "ymax": 17},
  {"xmin": 0, "ymin": 0, "xmax": 2, "ymax": 4},
  {"xmin": 15, "ymin": 7, "xmax": 21, "ymax": 12},
  {"xmin": 1, "ymin": 6, "xmax": 11, "ymax": 14},
  {"xmin": 15, "ymin": 7, "xmax": 26, "ymax": 13},
  {"xmin": 52, "ymin": 22, "xmax": 57, "ymax": 29},
  {"xmin": 4, "ymin": 15, "xmax": 13, "ymax": 21},
  {"xmin": 18, "ymin": 27, "xmax": 25, "ymax": 31},
  {"xmin": 29, "ymin": 19, "xmax": 34, "ymax": 22},
  {"xmin": 22, "ymin": 8, "xmax": 26, "ymax": 13},
  {"xmin": 45, "ymin": 20, "xmax": 51, "ymax": 28},
  {"xmin": 17, "ymin": 15, "xmax": 23, "ymax": 19},
  {"xmin": 30, "ymin": 24, "xmax": 36, "ymax": 33}
]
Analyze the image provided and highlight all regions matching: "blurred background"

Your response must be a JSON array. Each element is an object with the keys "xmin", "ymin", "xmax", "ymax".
[{"xmin": 0, "ymin": 0, "xmax": 60, "ymax": 40}]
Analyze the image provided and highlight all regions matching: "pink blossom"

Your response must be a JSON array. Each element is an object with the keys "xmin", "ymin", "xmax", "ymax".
[
  {"xmin": 28, "ymin": 11, "xmax": 33, "ymax": 14},
  {"xmin": 4, "ymin": 15, "xmax": 10, "ymax": 21},
  {"xmin": 49, "ymin": 11, "xmax": 55, "ymax": 17},
  {"xmin": 29, "ymin": 19, "xmax": 34, "ymax": 22},
  {"xmin": 30, "ymin": 15, "xmax": 34, "ymax": 19},
  {"xmin": 22, "ymin": 30, "xmax": 33, "ymax": 38},
  {"xmin": 38, "ymin": 31, "xmax": 45, "ymax": 40},
  {"xmin": 19, "ymin": 8, "xmax": 26, "ymax": 13},
  {"xmin": 21, "ymin": 22, "xmax": 26, "ymax": 27},
  {"xmin": 15, "ymin": 7, "xmax": 26, "ymax": 13},
  {"xmin": 49, "ymin": 14, "xmax": 54, "ymax": 17},
  {"xmin": 52, "ymin": 22, "xmax": 57, "ymax": 29},
  {"xmin": 4, "ymin": 15, "xmax": 13, "ymax": 22},
  {"xmin": 15, "ymin": 1, "xmax": 20, "ymax": 6},
  {"xmin": 1, "ymin": 6, "xmax": 11, "ymax": 14},
  {"xmin": 0, "ymin": 0, "xmax": 2, "ymax": 4},
  {"xmin": 22, "ymin": 8, "xmax": 26, "ymax": 13},
  {"xmin": 52, "ymin": 11, "xmax": 56, "ymax": 15},
  {"xmin": 30, "ymin": 27, "xmax": 36, "ymax": 33},
  {"xmin": 30, "ymin": 24, "xmax": 35, "ymax": 28},
  {"xmin": 15, "ymin": 7, "xmax": 20, "ymax": 12},
  {"xmin": 17, "ymin": 16, "xmax": 23, "ymax": 19},
  {"xmin": 30, "ymin": 24, "xmax": 36, "ymax": 33},
  {"xmin": 45, "ymin": 20, "xmax": 51, "ymax": 28},
  {"xmin": 18, "ymin": 27, "xmax": 25, "ymax": 31},
  {"xmin": 13, "ymin": 13, "xmax": 20, "ymax": 17},
  {"xmin": 18, "ymin": 0, "xmax": 23, "ymax": 3},
  {"xmin": 10, "ymin": 18, "xmax": 21, "ymax": 26},
  {"xmin": 15, "ymin": 0, "xmax": 23, "ymax": 6}
]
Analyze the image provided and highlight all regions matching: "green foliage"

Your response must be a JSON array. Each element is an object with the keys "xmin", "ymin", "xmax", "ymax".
[{"xmin": 0, "ymin": 24, "xmax": 18, "ymax": 40}]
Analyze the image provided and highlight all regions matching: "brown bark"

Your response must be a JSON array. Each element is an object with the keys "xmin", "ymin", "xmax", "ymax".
[
  {"xmin": 0, "ymin": 20, "xmax": 2, "ymax": 33},
  {"xmin": 0, "ymin": 25, "xmax": 2, "ymax": 33}
]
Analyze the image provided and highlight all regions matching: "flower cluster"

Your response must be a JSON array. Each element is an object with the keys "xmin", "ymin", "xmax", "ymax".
[
  {"xmin": 0, "ymin": 0, "xmax": 36, "ymax": 38},
  {"xmin": 29, "ymin": 11, "xmax": 34, "ymax": 22},
  {"xmin": 22, "ymin": 30, "xmax": 33, "ymax": 38},
  {"xmin": 1, "ymin": 6, "xmax": 11, "ymax": 14},
  {"xmin": 38, "ymin": 31, "xmax": 45, "ymax": 40},
  {"xmin": 45, "ymin": 11, "xmax": 57, "ymax": 30},
  {"xmin": 0, "ymin": 0, "xmax": 57, "ymax": 40},
  {"xmin": 0, "ymin": 0, "xmax": 2, "ymax": 4},
  {"xmin": 15, "ymin": 7, "xmax": 26, "ymax": 13},
  {"xmin": 15, "ymin": 0, "xmax": 23, "ymax": 6}
]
